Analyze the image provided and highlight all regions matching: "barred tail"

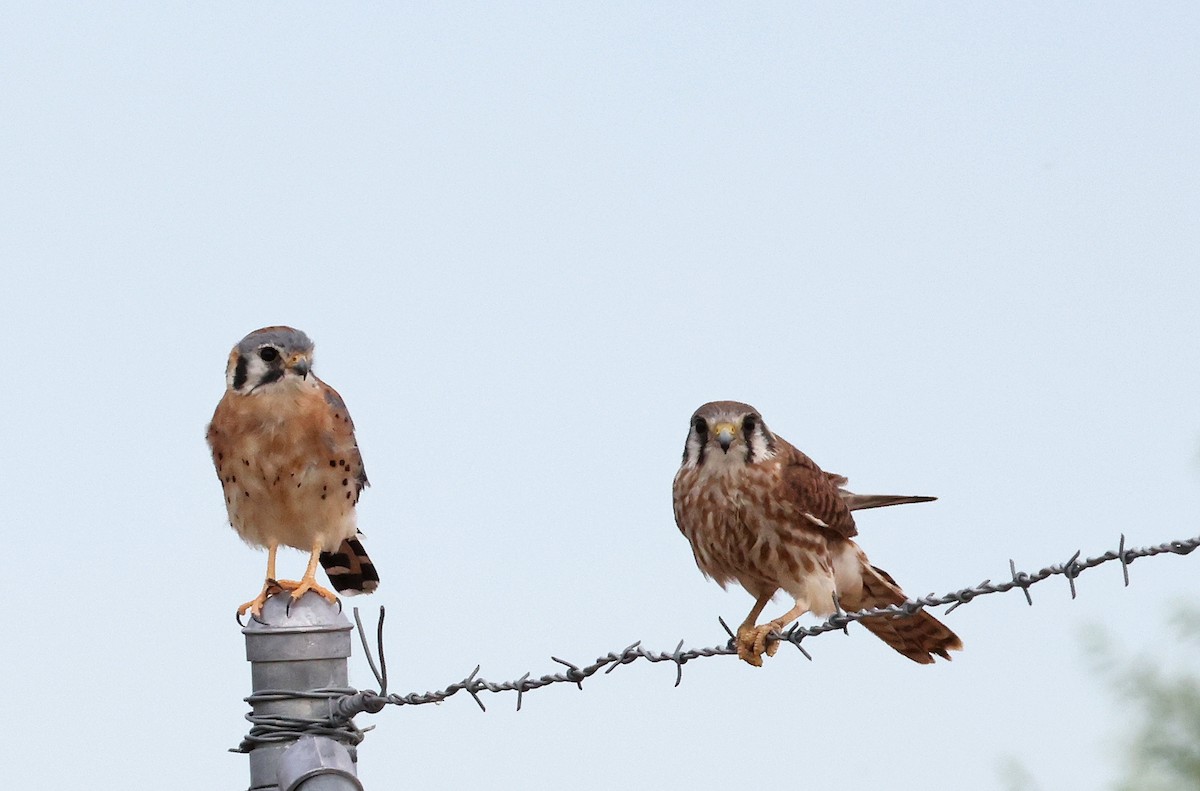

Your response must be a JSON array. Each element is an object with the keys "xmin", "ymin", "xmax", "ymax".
[
  {"xmin": 849, "ymin": 564, "xmax": 962, "ymax": 664},
  {"xmin": 320, "ymin": 534, "xmax": 380, "ymax": 594}
]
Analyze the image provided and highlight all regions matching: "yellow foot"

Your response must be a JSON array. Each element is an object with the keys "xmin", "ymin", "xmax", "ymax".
[
  {"xmin": 236, "ymin": 579, "xmax": 287, "ymax": 619},
  {"xmin": 735, "ymin": 621, "xmax": 784, "ymax": 667},
  {"xmin": 285, "ymin": 576, "xmax": 339, "ymax": 606}
]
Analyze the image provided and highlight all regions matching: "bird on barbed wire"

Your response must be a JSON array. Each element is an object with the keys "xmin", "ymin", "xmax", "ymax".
[
  {"xmin": 672, "ymin": 400, "xmax": 961, "ymax": 666},
  {"xmin": 207, "ymin": 326, "xmax": 379, "ymax": 620}
]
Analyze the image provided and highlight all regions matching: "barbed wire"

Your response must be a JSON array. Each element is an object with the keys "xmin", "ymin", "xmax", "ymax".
[
  {"xmin": 236, "ymin": 531, "xmax": 1198, "ymax": 750},
  {"xmin": 333, "ymin": 532, "xmax": 1197, "ymax": 717}
]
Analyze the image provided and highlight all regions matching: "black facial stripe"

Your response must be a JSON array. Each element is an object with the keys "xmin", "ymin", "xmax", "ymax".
[
  {"xmin": 743, "ymin": 416, "xmax": 757, "ymax": 463},
  {"xmin": 232, "ymin": 356, "xmax": 249, "ymax": 391},
  {"xmin": 257, "ymin": 367, "xmax": 285, "ymax": 387},
  {"xmin": 693, "ymin": 418, "xmax": 708, "ymax": 466}
]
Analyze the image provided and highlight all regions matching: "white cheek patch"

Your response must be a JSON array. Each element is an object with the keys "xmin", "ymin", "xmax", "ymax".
[
  {"xmin": 227, "ymin": 354, "xmax": 271, "ymax": 392},
  {"xmin": 681, "ymin": 433, "xmax": 705, "ymax": 469},
  {"xmin": 248, "ymin": 357, "xmax": 270, "ymax": 385},
  {"xmin": 747, "ymin": 429, "xmax": 776, "ymax": 462}
]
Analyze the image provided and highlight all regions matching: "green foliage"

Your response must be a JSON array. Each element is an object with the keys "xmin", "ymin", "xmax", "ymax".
[
  {"xmin": 1085, "ymin": 603, "xmax": 1200, "ymax": 791},
  {"xmin": 996, "ymin": 755, "xmax": 1044, "ymax": 791}
]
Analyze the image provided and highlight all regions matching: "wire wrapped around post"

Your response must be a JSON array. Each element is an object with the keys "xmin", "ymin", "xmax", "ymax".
[{"xmin": 239, "ymin": 593, "xmax": 366, "ymax": 791}]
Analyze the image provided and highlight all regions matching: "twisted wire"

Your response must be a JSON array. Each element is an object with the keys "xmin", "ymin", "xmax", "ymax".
[
  {"xmin": 234, "ymin": 687, "xmax": 369, "ymax": 753},
  {"xmin": 237, "ymin": 531, "xmax": 1197, "ymax": 749},
  {"xmin": 338, "ymin": 532, "xmax": 1198, "ymax": 715}
]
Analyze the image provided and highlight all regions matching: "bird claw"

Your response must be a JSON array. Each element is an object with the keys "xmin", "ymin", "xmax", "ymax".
[
  {"xmin": 236, "ymin": 579, "xmax": 290, "ymax": 623},
  {"xmin": 287, "ymin": 578, "xmax": 339, "ymax": 604},
  {"xmin": 237, "ymin": 576, "xmax": 339, "ymax": 621},
  {"xmin": 735, "ymin": 622, "xmax": 782, "ymax": 667},
  {"xmin": 234, "ymin": 608, "xmax": 269, "ymax": 627},
  {"xmin": 282, "ymin": 577, "xmax": 340, "ymax": 617}
]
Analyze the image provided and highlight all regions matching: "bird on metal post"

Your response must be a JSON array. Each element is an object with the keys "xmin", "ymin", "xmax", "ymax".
[
  {"xmin": 207, "ymin": 326, "xmax": 379, "ymax": 619},
  {"xmin": 672, "ymin": 400, "xmax": 961, "ymax": 666}
]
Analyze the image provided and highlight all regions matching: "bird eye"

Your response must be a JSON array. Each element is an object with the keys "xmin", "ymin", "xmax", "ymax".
[
  {"xmin": 692, "ymin": 417, "xmax": 708, "ymax": 435},
  {"xmin": 258, "ymin": 347, "xmax": 280, "ymax": 362},
  {"xmin": 743, "ymin": 415, "xmax": 757, "ymax": 434}
]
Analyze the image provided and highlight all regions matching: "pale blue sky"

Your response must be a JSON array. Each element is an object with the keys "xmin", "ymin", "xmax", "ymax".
[{"xmin": 3, "ymin": 3, "xmax": 1198, "ymax": 789}]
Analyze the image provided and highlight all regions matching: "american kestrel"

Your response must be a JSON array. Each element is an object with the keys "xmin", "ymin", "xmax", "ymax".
[
  {"xmin": 207, "ymin": 326, "xmax": 379, "ymax": 618},
  {"xmin": 672, "ymin": 401, "xmax": 961, "ymax": 666}
]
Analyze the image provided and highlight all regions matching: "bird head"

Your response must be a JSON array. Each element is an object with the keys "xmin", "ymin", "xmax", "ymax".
[
  {"xmin": 225, "ymin": 326, "xmax": 316, "ymax": 394},
  {"xmin": 681, "ymin": 400, "xmax": 777, "ymax": 469}
]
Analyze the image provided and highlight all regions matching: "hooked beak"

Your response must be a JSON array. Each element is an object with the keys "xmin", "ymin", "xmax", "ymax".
[
  {"xmin": 289, "ymin": 354, "xmax": 311, "ymax": 379},
  {"xmin": 713, "ymin": 422, "xmax": 736, "ymax": 453}
]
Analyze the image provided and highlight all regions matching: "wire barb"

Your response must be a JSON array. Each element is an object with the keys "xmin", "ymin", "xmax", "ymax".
[
  {"xmin": 513, "ymin": 672, "xmax": 531, "ymax": 711},
  {"xmin": 461, "ymin": 666, "xmax": 486, "ymax": 712},
  {"xmin": 1117, "ymin": 533, "xmax": 1130, "ymax": 586},
  {"xmin": 1009, "ymin": 558, "xmax": 1034, "ymax": 606},
  {"xmin": 550, "ymin": 656, "xmax": 586, "ymax": 689},
  {"xmin": 782, "ymin": 624, "xmax": 813, "ymax": 660},
  {"xmin": 830, "ymin": 592, "xmax": 850, "ymax": 634},
  {"xmin": 1063, "ymin": 549, "xmax": 1083, "ymax": 600},
  {"xmin": 671, "ymin": 639, "xmax": 686, "ymax": 687},
  {"xmin": 253, "ymin": 532, "xmax": 1199, "ymax": 747}
]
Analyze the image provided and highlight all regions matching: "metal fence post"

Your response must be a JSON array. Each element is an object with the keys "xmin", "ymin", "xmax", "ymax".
[{"xmin": 241, "ymin": 592, "xmax": 364, "ymax": 791}]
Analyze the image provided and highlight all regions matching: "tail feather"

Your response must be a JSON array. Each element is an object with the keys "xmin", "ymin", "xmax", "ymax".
[
  {"xmin": 844, "ymin": 564, "xmax": 961, "ymax": 664},
  {"xmin": 841, "ymin": 492, "xmax": 937, "ymax": 512},
  {"xmin": 320, "ymin": 534, "xmax": 380, "ymax": 595}
]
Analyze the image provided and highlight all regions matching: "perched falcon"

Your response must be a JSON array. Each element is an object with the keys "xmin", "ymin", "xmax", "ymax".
[
  {"xmin": 207, "ymin": 326, "xmax": 379, "ymax": 618},
  {"xmin": 672, "ymin": 401, "xmax": 961, "ymax": 666}
]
